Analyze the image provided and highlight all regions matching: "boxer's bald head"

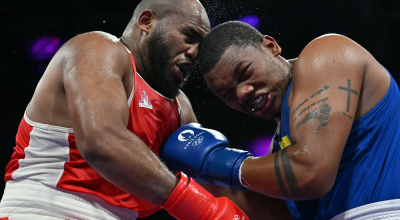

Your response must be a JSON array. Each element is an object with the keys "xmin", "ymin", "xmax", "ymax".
[
  {"xmin": 131, "ymin": 0, "xmax": 183, "ymax": 23},
  {"xmin": 123, "ymin": 0, "xmax": 208, "ymax": 38}
]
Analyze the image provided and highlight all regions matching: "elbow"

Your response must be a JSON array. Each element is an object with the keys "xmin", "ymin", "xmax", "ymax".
[
  {"xmin": 76, "ymin": 129, "xmax": 113, "ymax": 164},
  {"xmin": 297, "ymin": 167, "xmax": 336, "ymax": 200}
]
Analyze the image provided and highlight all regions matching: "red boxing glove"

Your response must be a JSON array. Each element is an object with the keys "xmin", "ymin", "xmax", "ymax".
[{"xmin": 162, "ymin": 172, "xmax": 249, "ymax": 220}]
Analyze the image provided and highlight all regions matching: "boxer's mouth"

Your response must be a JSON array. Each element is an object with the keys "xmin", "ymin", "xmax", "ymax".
[
  {"xmin": 177, "ymin": 62, "xmax": 194, "ymax": 80},
  {"xmin": 251, "ymin": 94, "xmax": 267, "ymax": 110}
]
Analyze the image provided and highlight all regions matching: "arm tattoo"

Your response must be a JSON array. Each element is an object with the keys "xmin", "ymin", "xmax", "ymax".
[
  {"xmin": 338, "ymin": 111, "xmax": 354, "ymax": 121},
  {"xmin": 296, "ymin": 103, "xmax": 332, "ymax": 130},
  {"xmin": 291, "ymin": 85, "xmax": 329, "ymax": 119},
  {"xmin": 291, "ymin": 98, "xmax": 309, "ymax": 119},
  {"xmin": 274, "ymin": 148, "xmax": 303, "ymax": 199},
  {"xmin": 293, "ymin": 97, "xmax": 329, "ymax": 122},
  {"xmin": 296, "ymin": 108, "xmax": 318, "ymax": 129},
  {"xmin": 274, "ymin": 152, "xmax": 291, "ymax": 199},
  {"xmin": 310, "ymin": 85, "xmax": 330, "ymax": 99},
  {"xmin": 316, "ymin": 103, "xmax": 332, "ymax": 130},
  {"xmin": 338, "ymin": 79, "xmax": 358, "ymax": 112},
  {"xmin": 281, "ymin": 148, "xmax": 303, "ymax": 198},
  {"xmin": 311, "ymin": 97, "xmax": 329, "ymax": 107}
]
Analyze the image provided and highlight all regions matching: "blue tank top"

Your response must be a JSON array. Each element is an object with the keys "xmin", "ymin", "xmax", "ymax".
[{"xmin": 272, "ymin": 70, "xmax": 400, "ymax": 219}]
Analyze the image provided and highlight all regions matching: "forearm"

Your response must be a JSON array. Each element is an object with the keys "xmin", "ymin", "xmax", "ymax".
[
  {"xmin": 161, "ymin": 123, "xmax": 333, "ymax": 201},
  {"xmin": 80, "ymin": 128, "xmax": 178, "ymax": 206},
  {"xmin": 199, "ymin": 183, "xmax": 292, "ymax": 220},
  {"xmin": 241, "ymin": 146, "xmax": 333, "ymax": 200},
  {"xmin": 81, "ymin": 127, "xmax": 249, "ymax": 219}
]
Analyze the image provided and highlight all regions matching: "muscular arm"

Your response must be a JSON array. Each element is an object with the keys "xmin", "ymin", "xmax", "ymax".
[
  {"xmin": 241, "ymin": 35, "xmax": 385, "ymax": 200},
  {"xmin": 63, "ymin": 32, "xmax": 177, "ymax": 206}
]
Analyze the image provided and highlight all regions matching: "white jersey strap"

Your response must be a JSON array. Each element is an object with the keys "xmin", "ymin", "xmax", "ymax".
[
  {"xmin": 119, "ymin": 40, "xmax": 135, "ymax": 106},
  {"xmin": 120, "ymin": 41, "xmax": 132, "ymax": 54},
  {"xmin": 176, "ymin": 90, "xmax": 185, "ymax": 127}
]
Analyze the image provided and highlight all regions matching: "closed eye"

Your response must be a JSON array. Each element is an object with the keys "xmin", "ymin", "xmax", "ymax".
[
  {"xmin": 222, "ymin": 90, "xmax": 229, "ymax": 98},
  {"xmin": 239, "ymin": 63, "xmax": 252, "ymax": 81},
  {"xmin": 182, "ymin": 27, "xmax": 202, "ymax": 44},
  {"xmin": 184, "ymin": 33, "xmax": 194, "ymax": 42},
  {"xmin": 222, "ymin": 88, "xmax": 235, "ymax": 98}
]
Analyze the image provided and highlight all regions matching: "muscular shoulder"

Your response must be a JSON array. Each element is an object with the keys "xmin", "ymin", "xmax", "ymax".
[
  {"xmin": 65, "ymin": 31, "xmax": 120, "ymax": 50},
  {"xmin": 62, "ymin": 32, "xmax": 120, "ymax": 54},
  {"xmin": 59, "ymin": 31, "xmax": 130, "ymax": 77},
  {"xmin": 296, "ymin": 34, "xmax": 369, "ymax": 73},
  {"xmin": 298, "ymin": 34, "xmax": 371, "ymax": 70},
  {"xmin": 291, "ymin": 34, "xmax": 369, "ymax": 95},
  {"xmin": 177, "ymin": 91, "xmax": 198, "ymax": 124}
]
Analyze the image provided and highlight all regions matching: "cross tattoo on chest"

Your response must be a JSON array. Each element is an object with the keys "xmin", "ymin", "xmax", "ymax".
[{"xmin": 339, "ymin": 79, "xmax": 358, "ymax": 112}]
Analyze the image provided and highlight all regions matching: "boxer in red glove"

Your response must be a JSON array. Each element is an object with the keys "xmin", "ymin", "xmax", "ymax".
[
  {"xmin": 0, "ymin": 0, "xmax": 249, "ymax": 219},
  {"xmin": 162, "ymin": 172, "xmax": 248, "ymax": 220}
]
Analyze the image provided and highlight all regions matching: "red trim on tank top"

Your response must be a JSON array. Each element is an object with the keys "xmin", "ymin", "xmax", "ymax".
[{"xmin": 4, "ymin": 117, "xmax": 33, "ymax": 182}]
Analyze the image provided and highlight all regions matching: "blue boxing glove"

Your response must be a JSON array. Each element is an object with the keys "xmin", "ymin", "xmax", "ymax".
[{"xmin": 161, "ymin": 123, "xmax": 253, "ymax": 190}]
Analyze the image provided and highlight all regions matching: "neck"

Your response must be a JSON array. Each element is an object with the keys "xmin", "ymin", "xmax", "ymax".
[
  {"xmin": 287, "ymin": 58, "xmax": 297, "ymax": 81},
  {"xmin": 278, "ymin": 56, "xmax": 296, "ymax": 82},
  {"xmin": 275, "ymin": 56, "xmax": 297, "ymax": 121},
  {"xmin": 119, "ymin": 34, "xmax": 151, "ymax": 83}
]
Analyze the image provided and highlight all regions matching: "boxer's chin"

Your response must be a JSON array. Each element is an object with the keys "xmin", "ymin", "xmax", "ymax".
[{"xmin": 153, "ymin": 73, "xmax": 181, "ymax": 99}]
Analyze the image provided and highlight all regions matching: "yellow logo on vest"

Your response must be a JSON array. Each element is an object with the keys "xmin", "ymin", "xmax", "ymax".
[{"xmin": 279, "ymin": 136, "xmax": 292, "ymax": 150}]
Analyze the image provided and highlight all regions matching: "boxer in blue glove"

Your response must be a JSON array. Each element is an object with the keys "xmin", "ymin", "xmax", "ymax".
[
  {"xmin": 161, "ymin": 123, "xmax": 253, "ymax": 190},
  {"xmin": 164, "ymin": 21, "xmax": 400, "ymax": 220}
]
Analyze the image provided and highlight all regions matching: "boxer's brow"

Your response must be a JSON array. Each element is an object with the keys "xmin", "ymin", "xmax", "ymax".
[
  {"xmin": 183, "ymin": 26, "xmax": 205, "ymax": 41},
  {"xmin": 234, "ymin": 61, "xmax": 245, "ymax": 78}
]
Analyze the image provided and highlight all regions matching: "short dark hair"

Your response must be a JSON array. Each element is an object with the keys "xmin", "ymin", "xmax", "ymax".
[{"xmin": 198, "ymin": 21, "xmax": 264, "ymax": 74}]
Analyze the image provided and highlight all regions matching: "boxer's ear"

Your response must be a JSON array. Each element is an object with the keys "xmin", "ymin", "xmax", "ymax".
[
  {"xmin": 261, "ymin": 35, "xmax": 282, "ymax": 56},
  {"xmin": 137, "ymin": 9, "xmax": 156, "ymax": 36}
]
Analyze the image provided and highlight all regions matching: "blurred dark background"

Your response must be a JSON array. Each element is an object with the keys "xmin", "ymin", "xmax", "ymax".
[{"xmin": 1, "ymin": 0, "xmax": 399, "ymax": 219}]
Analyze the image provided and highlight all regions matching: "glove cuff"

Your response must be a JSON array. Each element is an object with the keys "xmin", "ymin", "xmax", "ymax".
[
  {"xmin": 162, "ymin": 172, "xmax": 216, "ymax": 219},
  {"xmin": 161, "ymin": 172, "xmax": 188, "ymax": 210},
  {"xmin": 207, "ymin": 148, "xmax": 253, "ymax": 190},
  {"xmin": 233, "ymin": 155, "xmax": 253, "ymax": 190}
]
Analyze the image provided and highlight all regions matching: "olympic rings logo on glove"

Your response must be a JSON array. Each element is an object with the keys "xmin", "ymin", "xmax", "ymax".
[{"xmin": 192, "ymin": 136, "xmax": 204, "ymax": 146}]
